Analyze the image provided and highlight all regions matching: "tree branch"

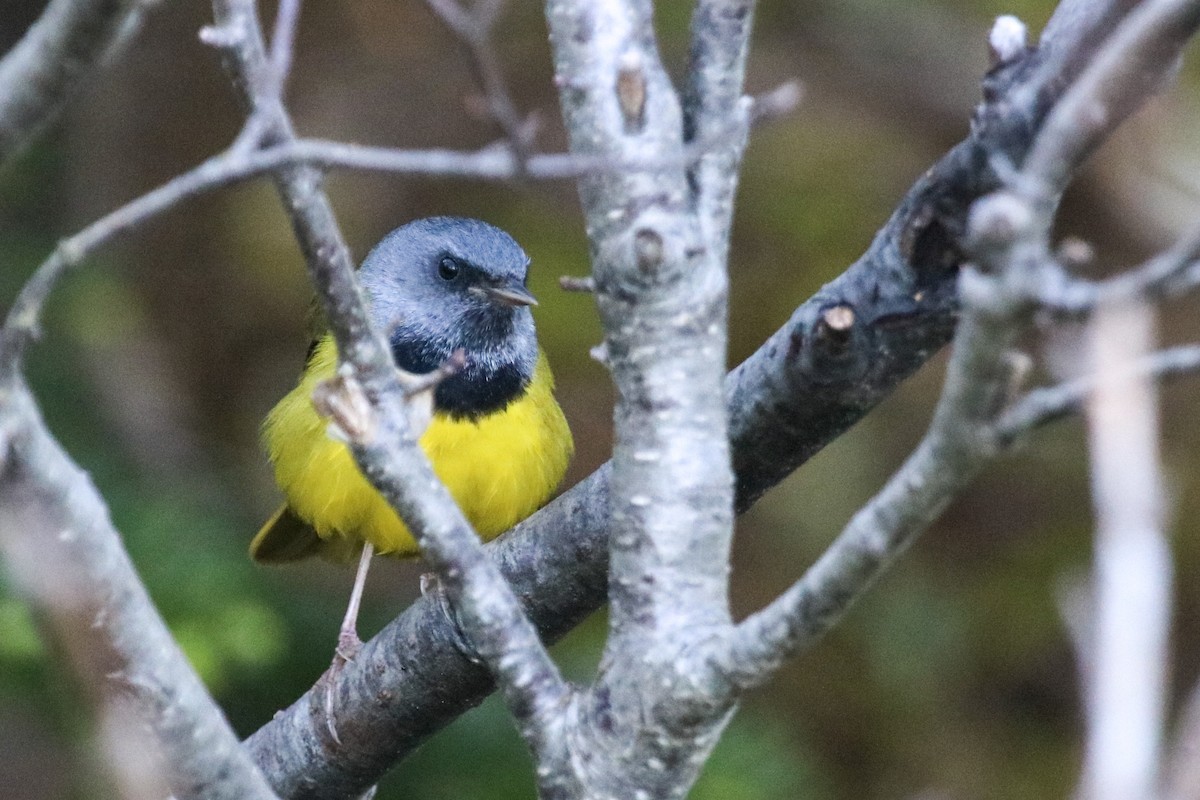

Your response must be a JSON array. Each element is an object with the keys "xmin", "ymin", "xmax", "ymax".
[
  {"xmin": 996, "ymin": 343, "xmax": 1200, "ymax": 443},
  {"xmin": 1019, "ymin": 222, "xmax": 1200, "ymax": 315},
  {"xmin": 0, "ymin": 0, "xmax": 156, "ymax": 164},
  {"xmin": 1079, "ymin": 302, "xmax": 1170, "ymax": 800},
  {"xmin": 713, "ymin": 262, "xmax": 1029, "ymax": 690},
  {"xmin": 207, "ymin": 0, "xmax": 574, "ymax": 785},
  {"xmin": 0, "ymin": 383, "xmax": 278, "ymax": 800},
  {"xmin": 241, "ymin": 2, "xmax": 1200, "ymax": 795},
  {"xmin": 424, "ymin": 0, "xmax": 536, "ymax": 166},
  {"xmin": 710, "ymin": 0, "xmax": 1200, "ymax": 693},
  {"xmin": 683, "ymin": 0, "xmax": 756, "ymax": 262},
  {"xmin": 1023, "ymin": 0, "xmax": 1200, "ymax": 195},
  {"xmin": 0, "ymin": 131, "xmax": 746, "ymax": 379},
  {"xmin": 547, "ymin": 0, "xmax": 737, "ymax": 651}
]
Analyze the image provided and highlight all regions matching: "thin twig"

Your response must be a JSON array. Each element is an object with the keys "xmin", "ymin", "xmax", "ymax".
[
  {"xmin": 996, "ymin": 344, "xmax": 1200, "ymax": 444},
  {"xmin": 267, "ymin": 0, "xmax": 302, "ymax": 101},
  {"xmin": 0, "ymin": 130, "xmax": 753, "ymax": 379},
  {"xmin": 0, "ymin": 0, "xmax": 156, "ymax": 164},
  {"xmin": 424, "ymin": 0, "xmax": 534, "ymax": 167},
  {"xmin": 558, "ymin": 275, "xmax": 596, "ymax": 293},
  {"xmin": 1035, "ymin": 223, "xmax": 1200, "ymax": 315}
]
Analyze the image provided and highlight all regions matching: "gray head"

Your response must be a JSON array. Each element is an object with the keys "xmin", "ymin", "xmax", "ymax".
[{"xmin": 358, "ymin": 217, "xmax": 539, "ymax": 418}]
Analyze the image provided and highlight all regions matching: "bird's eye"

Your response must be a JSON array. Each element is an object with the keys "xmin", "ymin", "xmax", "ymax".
[{"xmin": 438, "ymin": 257, "xmax": 461, "ymax": 281}]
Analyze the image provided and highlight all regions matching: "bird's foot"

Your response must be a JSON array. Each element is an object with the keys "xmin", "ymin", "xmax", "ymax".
[
  {"xmin": 321, "ymin": 628, "xmax": 364, "ymax": 746},
  {"xmin": 335, "ymin": 627, "xmax": 363, "ymax": 666}
]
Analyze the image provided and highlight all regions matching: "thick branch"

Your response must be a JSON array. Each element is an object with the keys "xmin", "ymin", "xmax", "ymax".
[
  {"xmin": 0, "ymin": 0, "xmax": 155, "ymax": 164},
  {"xmin": 541, "ymin": 2, "xmax": 740, "ymax": 795}
]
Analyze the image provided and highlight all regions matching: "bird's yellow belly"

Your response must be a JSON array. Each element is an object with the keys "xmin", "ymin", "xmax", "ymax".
[{"xmin": 263, "ymin": 340, "xmax": 573, "ymax": 557}]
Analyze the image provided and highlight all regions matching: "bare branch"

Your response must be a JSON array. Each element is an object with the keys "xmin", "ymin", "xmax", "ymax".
[
  {"xmin": 244, "ymin": 3, "xmax": 1200, "ymax": 795},
  {"xmin": 207, "ymin": 0, "xmax": 570, "ymax": 782},
  {"xmin": 1163, "ymin": 676, "xmax": 1200, "ymax": 800},
  {"xmin": 683, "ymin": 0, "xmax": 757, "ymax": 261},
  {"xmin": 1024, "ymin": 0, "xmax": 1200, "ymax": 196},
  {"xmin": 997, "ymin": 344, "xmax": 1200, "ymax": 443},
  {"xmin": 0, "ymin": 127, "xmax": 755, "ymax": 381},
  {"xmin": 424, "ymin": 0, "xmax": 535, "ymax": 165},
  {"xmin": 267, "ymin": 0, "xmax": 302, "ymax": 102},
  {"xmin": 0, "ymin": 0, "xmax": 156, "ymax": 165},
  {"xmin": 714, "ymin": 263, "xmax": 1026, "ymax": 691},
  {"xmin": 711, "ymin": 0, "xmax": 1200, "ymax": 691},
  {"xmin": 1029, "ymin": 223, "xmax": 1200, "ymax": 315},
  {"xmin": 555, "ymin": 0, "xmax": 735, "ymax": 676},
  {"xmin": 0, "ymin": 382, "xmax": 279, "ymax": 800},
  {"xmin": 1079, "ymin": 302, "xmax": 1170, "ymax": 800}
]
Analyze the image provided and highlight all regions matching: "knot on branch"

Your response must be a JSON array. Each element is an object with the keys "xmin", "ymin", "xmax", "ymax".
[
  {"xmin": 967, "ymin": 191, "xmax": 1034, "ymax": 265},
  {"xmin": 634, "ymin": 228, "xmax": 664, "ymax": 274},
  {"xmin": 901, "ymin": 205, "xmax": 965, "ymax": 290},
  {"xmin": 616, "ymin": 52, "xmax": 647, "ymax": 133},
  {"xmin": 791, "ymin": 303, "xmax": 869, "ymax": 384}
]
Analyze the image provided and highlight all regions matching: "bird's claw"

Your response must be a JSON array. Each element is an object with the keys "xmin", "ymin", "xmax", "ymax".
[
  {"xmin": 322, "ymin": 630, "xmax": 363, "ymax": 746},
  {"xmin": 335, "ymin": 629, "xmax": 363, "ymax": 665}
]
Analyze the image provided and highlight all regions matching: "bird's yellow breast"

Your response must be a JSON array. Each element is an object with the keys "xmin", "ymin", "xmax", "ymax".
[{"xmin": 262, "ymin": 336, "xmax": 573, "ymax": 557}]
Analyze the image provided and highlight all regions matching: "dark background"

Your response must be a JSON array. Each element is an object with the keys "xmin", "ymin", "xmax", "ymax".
[{"xmin": 2, "ymin": 1, "xmax": 1199, "ymax": 797}]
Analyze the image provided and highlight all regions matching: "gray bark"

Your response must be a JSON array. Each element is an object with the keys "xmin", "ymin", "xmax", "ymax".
[{"xmin": 0, "ymin": 0, "xmax": 157, "ymax": 164}]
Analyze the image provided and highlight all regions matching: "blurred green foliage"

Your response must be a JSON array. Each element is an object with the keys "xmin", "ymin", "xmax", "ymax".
[{"xmin": 2, "ymin": 0, "xmax": 1199, "ymax": 798}]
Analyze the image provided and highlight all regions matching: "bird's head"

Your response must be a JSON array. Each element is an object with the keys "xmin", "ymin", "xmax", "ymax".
[{"xmin": 358, "ymin": 217, "xmax": 540, "ymax": 416}]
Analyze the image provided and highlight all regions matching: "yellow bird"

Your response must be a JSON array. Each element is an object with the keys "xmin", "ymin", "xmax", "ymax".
[{"xmin": 253, "ymin": 217, "xmax": 573, "ymax": 650}]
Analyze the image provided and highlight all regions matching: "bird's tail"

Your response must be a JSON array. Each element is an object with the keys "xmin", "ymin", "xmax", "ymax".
[{"xmin": 250, "ymin": 505, "xmax": 325, "ymax": 563}]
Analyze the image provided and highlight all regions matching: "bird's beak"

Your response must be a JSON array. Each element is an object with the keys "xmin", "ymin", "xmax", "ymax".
[{"xmin": 482, "ymin": 284, "xmax": 538, "ymax": 307}]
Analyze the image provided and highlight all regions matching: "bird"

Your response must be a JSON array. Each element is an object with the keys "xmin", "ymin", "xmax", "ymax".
[{"xmin": 252, "ymin": 217, "xmax": 574, "ymax": 657}]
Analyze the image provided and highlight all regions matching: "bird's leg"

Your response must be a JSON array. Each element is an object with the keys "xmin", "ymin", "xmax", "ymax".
[
  {"xmin": 321, "ymin": 543, "xmax": 374, "ymax": 747},
  {"xmin": 336, "ymin": 541, "xmax": 374, "ymax": 664}
]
